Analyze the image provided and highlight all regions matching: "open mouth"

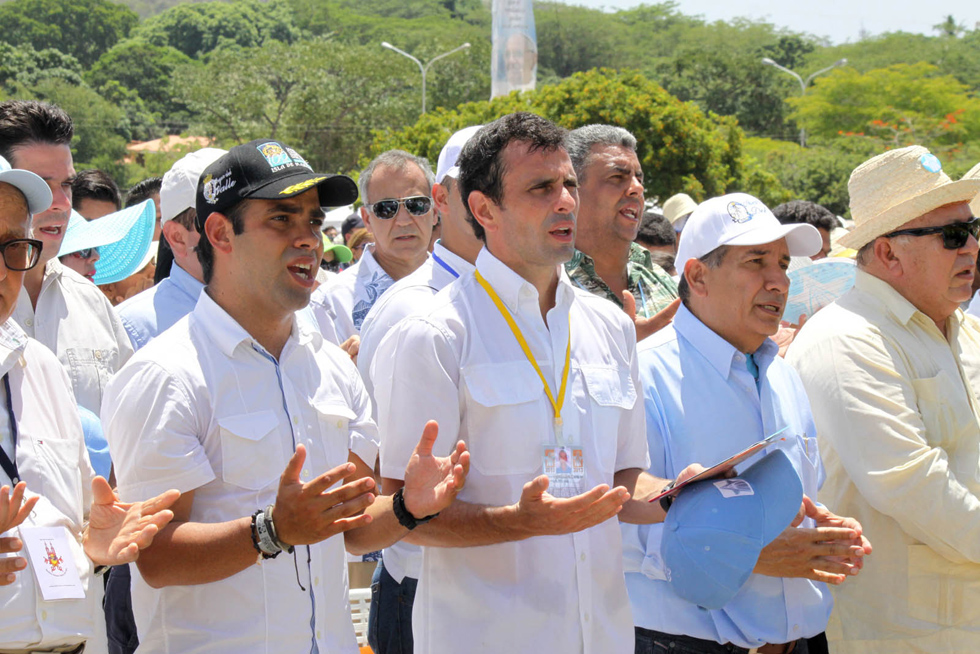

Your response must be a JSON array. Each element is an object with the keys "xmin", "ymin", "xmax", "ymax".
[
  {"xmin": 287, "ymin": 261, "xmax": 316, "ymax": 286},
  {"xmin": 38, "ymin": 225, "xmax": 64, "ymax": 237},
  {"xmin": 619, "ymin": 206, "xmax": 640, "ymax": 222},
  {"xmin": 757, "ymin": 302, "xmax": 783, "ymax": 317},
  {"xmin": 550, "ymin": 225, "xmax": 574, "ymax": 241}
]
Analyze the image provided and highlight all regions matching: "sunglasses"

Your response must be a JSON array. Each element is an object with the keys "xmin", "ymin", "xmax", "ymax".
[
  {"xmin": 69, "ymin": 247, "xmax": 99, "ymax": 260},
  {"xmin": 884, "ymin": 217, "xmax": 980, "ymax": 250},
  {"xmin": 0, "ymin": 238, "xmax": 43, "ymax": 271},
  {"xmin": 369, "ymin": 196, "xmax": 432, "ymax": 220}
]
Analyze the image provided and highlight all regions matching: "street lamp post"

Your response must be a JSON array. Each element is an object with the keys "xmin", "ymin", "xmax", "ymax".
[
  {"xmin": 762, "ymin": 57, "xmax": 848, "ymax": 147},
  {"xmin": 381, "ymin": 42, "xmax": 471, "ymax": 115}
]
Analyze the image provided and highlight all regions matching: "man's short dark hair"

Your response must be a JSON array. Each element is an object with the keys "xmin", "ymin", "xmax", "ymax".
[
  {"xmin": 0, "ymin": 100, "xmax": 73, "ymax": 164},
  {"xmin": 341, "ymin": 213, "xmax": 363, "ymax": 242},
  {"xmin": 771, "ymin": 200, "xmax": 838, "ymax": 233},
  {"xmin": 457, "ymin": 112, "xmax": 568, "ymax": 242},
  {"xmin": 648, "ymin": 250, "xmax": 676, "ymax": 276},
  {"xmin": 677, "ymin": 245, "xmax": 729, "ymax": 308},
  {"xmin": 196, "ymin": 201, "xmax": 247, "ymax": 284},
  {"xmin": 72, "ymin": 169, "xmax": 121, "ymax": 212},
  {"xmin": 636, "ymin": 210, "xmax": 675, "ymax": 248},
  {"xmin": 126, "ymin": 177, "xmax": 162, "ymax": 208}
]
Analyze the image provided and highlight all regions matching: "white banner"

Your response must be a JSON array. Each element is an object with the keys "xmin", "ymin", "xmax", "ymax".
[{"xmin": 491, "ymin": 0, "xmax": 537, "ymax": 98}]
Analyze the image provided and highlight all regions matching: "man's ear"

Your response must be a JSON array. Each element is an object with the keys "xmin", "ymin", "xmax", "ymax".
[
  {"xmin": 203, "ymin": 212, "xmax": 233, "ymax": 255},
  {"xmin": 359, "ymin": 205, "xmax": 374, "ymax": 236},
  {"xmin": 871, "ymin": 236, "xmax": 904, "ymax": 277},
  {"xmin": 162, "ymin": 221, "xmax": 190, "ymax": 258},
  {"xmin": 684, "ymin": 258, "xmax": 711, "ymax": 299},
  {"xmin": 468, "ymin": 190, "xmax": 498, "ymax": 238}
]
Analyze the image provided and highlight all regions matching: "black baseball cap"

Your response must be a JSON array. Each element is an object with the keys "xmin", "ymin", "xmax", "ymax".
[{"xmin": 195, "ymin": 139, "xmax": 358, "ymax": 229}]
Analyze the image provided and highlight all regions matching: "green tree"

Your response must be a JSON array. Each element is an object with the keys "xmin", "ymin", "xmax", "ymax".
[
  {"xmin": 369, "ymin": 69, "xmax": 781, "ymax": 205},
  {"xmin": 132, "ymin": 0, "xmax": 299, "ymax": 59},
  {"xmin": 788, "ymin": 63, "xmax": 980, "ymax": 150},
  {"xmin": 88, "ymin": 39, "xmax": 194, "ymax": 121},
  {"xmin": 0, "ymin": 0, "xmax": 138, "ymax": 67},
  {"xmin": 0, "ymin": 41, "xmax": 83, "ymax": 88}
]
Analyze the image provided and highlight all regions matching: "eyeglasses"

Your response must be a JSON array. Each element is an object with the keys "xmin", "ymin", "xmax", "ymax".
[
  {"xmin": 369, "ymin": 196, "xmax": 432, "ymax": 220},
  {"xmin": 0, "ymin": 238, "xmax": 43, "ymax": 271},
  {"xmin": 884, "ymin": 217, "xmax": 980, "ymax": 250},
  {"xmin": 68, "ymin": 247, "xmax": 99, "ymax": 260}
]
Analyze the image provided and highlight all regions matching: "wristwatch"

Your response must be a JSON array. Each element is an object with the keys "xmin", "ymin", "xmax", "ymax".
[
  {"xmin": 659, "ymin": 480, "xmax": 677, "ymax": 513},
  {"xmin": 392, "ymin": 488, "xmax": 439, "ymax": 530}
]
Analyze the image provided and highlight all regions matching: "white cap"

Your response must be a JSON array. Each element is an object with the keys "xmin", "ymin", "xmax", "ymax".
[
  {"xmin": 160, "ymin": 147, "xmax": 227, "ymax": 226},
  {"xmin": 0, "ymin": 155, "xmax": 52, "ymax": 214},
  {"xmin": 676, "ymin": 193, "xmax": 822, "ymax": 276},
  {"xmin": 435, "ymin": 125, "xmax": 483, "ymax": 183}
]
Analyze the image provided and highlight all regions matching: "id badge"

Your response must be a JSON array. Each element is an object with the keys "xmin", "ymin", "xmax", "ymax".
[
  {"xmin": 543, "ymin": 445, "xmax": 585, "ymax": 498},
  {"xmin": 20, "ymin": 525, "xmax": 86, "ymax": 600}
]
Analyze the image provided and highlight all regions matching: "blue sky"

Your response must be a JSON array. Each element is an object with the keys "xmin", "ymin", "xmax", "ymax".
[{"xmin": 570, "ymin": 0, "xmax": 978, "ymax": 44}]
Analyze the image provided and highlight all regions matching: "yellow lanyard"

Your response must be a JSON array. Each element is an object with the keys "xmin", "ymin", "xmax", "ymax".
[{"xmin": 474, "ymin": 269, "xmax": 571, "ymax": 442}]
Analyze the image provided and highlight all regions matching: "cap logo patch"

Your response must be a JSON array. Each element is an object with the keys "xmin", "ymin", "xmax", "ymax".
[
  {"xmin": 727, "ymin": 200, "xmax": 765, "ymax": 224},
  {"xmin": 202, "ymin": 170, "xmax": 236, "ymax": 205},
  {"xmin": 713, "ymin": 478, "xmax": 755, "ymax": 498},
  {"xmin": 280, "ymin": 176, "xmax": 326, "ymax": 196},
  {"xmin": 257, "ymin": 142, "xmax": 293, "ymax": 171},
  {"xmin": 286, "ymin": 147, "xmax": 313, "ymax": 172},
  {"xmin": 919, "ymin": 153, "xmax": 942, "ymax": 174}
]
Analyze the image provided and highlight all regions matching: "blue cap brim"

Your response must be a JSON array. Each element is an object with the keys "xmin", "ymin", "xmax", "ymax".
[{"xmin": 58, "ymin": 200, "xmax": 156, "ymax": 285}]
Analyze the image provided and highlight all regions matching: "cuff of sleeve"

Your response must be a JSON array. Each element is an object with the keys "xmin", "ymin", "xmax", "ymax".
[
  {"xmin": 639, "ymin": 523, "xmax": 668, "ymax": 581},
  {"xmin": 349, "ymin": 430, "xmax": 380, "ymax": 469},
  {"xmin": 116, "ymin": 464, "xmax": 215, "ymax": 503}
]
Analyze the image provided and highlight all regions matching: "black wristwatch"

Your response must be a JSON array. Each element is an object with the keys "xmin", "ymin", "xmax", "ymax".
[
  {"xmin": 392, "ymin": 488, "xmax": 439, "ymax": 530},
  {"xmin": 659, "ymin": 480, "xmax": 677, "ymax": 513}
]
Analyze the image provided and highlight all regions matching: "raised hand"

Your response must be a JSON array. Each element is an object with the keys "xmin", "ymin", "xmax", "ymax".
[
  {"xmin": 402, "ymin": 421, "xmax": 468, "ymax": 519},
  {"xmin": 83, "ymin": 477, "xmax": 180, "ymax": 567},
  {"xmin": 0, "ymin": 482, "xmax": 37, "ymax": 585},
  {"xmin": 512, "ymin": 475, "xmax": 630, "ymax": 538},
  {"xmin": 271, "ymin": 444, "xmax": 377, "ymax": 547},
  {"xmin": 623, "ymin": 292, "xmax": 680, "ymax": 342}
]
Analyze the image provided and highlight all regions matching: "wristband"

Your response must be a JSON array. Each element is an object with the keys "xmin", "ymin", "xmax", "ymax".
[
  {"xmin": 264, "ymin": 505, "xmax": 294, "ymax": 554},
  {"xmin": 392, "ymin": 488, "xmax": 439, "ymax": 531},
  {"xmin": 253, "ymin": 508, "xmax": 281, "ymax": 559}
]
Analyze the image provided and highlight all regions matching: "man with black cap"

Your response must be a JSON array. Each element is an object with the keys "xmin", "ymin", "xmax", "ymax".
[
  {"xmin": 625, "ymin": 193, "xmax": 870, "ymax": 654},
  {"xmin": 101, "ymin": 139, "xmax": 467, "ymax": 654}
]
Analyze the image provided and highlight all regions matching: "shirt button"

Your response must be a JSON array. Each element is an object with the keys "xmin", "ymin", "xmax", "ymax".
[
  {"xmin": 314, "ymin": 576, "xmax": 320, "ymax": 585},
  {"xmin": 303, "ymin": 469, "xmax": 311, "ymax": 478},
  {"xmin": 336, "ymin": 420, "xmax": 343, "ymax": 429},
  {"xmin": 292, "ymin": 416, "xmax": 299, "ymax": 425},
  {"xmin": 793, "ymin": 625, "xmax": 800, "ymax": 632},
  {"xmin": 580, "ymin": 553, "xmax": 586, "ymax": 562},
  {"xmin": 584, "ymin": 613, "xmax": 590, "ymax": 623},
  {"xmin": 25, "ymin": 318, "xmax": 33, "ymax": 327},
  {"xmin": 316, "ymin": 630, "xmax": 322, "ymax": 639},
  {"xmin": 41, "ymin": 610, "xmax": 47, "ymax": 620}
]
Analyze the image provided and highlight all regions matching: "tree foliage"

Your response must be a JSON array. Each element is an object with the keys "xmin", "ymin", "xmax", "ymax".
[
  {"xmin": 0, "ymin": 0, "xmax": 138, "ymax": 67},
  {"xmin": 0, "ymin": 41, "xmax": 83, "ymax": 88},
  {"xmin": 88, "ymin": 39, "xmax": 194, "ymax": 122}
]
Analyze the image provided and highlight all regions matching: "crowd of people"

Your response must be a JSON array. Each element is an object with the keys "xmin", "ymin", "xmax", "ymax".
[{"xmin": 0, "ymin": 97, "xmax": 978, "ymax": 654}]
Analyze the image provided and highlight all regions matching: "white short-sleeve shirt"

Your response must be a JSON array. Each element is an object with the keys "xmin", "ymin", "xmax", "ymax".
[
  {"xmin": 102, "ymin": 291, "xmax": 379, "ymax": 654},
  {"xmin": 375, "ymin": 248, "xmax": 650, "ymax": 654},
  {"xmin": 0, "ymin": 320, "xmax": 101, "ymax": 651},
  {"xmin": 309, "ymin": 246, "xmax": 395, "ymax": 342},
  {"xmin": 13, "ymin": 259, "xmax": 134, "ymax": 414}
]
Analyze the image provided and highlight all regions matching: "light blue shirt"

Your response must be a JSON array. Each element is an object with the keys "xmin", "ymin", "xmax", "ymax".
[
  {"xmin": 622, "ymin": 304, "xmax": 832, "ymax": 648},
  {"xmin": 116, "ymin": 264, "xmax": 204, "ymax": 350}
]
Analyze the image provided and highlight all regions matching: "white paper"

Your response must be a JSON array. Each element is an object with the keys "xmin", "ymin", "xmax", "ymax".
[
  {"xmin": 20, "ymin": 526, "xmax": 85, "ymax": 600},
  {"xmin": 784, "ymin": 258, "xmax": 856, "ymax": 325}
]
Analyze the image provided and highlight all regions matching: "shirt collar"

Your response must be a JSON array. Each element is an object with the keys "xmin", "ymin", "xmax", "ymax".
[
  {"xmin": 853, "ymin": 267, "xmax": 925, "ymax": 327},
  {"xmin": 193, "ymin": 290, "xmax": 314, "ymax": 358},
  {"xmin": 433, "ymin": 241, "xmax": 475, "ymax": 277},
  {"xmin": 475, "ymin": 247, "xmax": 575, "ymax": 315},
  {"xmin": 169, "ymin": 263, "xmax": 205, "ymax": 298},
  {"xmin": 673, "ymin": 303, "xmax": 778, "ymax": 380},
  {"xmin": 0, "ymin": 319, "xmax": 28, "ymax": 377}
]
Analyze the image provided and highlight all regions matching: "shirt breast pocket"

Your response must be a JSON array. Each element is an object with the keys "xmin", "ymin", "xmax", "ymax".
[
  {"xmin": 314, "ymin": 402, "xmax": 357, "ymax": 471},
  {"xmin": 217, "ymin": 411, "xmax": 285, "ymax": 491},
  {"xmin": 463, "ymin": 363, "xmax": 544, "ymax": 476},
  {"xmin": 581, "ymin": 365, "xmax": 637, "ymax": 473},
  {"xmin": 911, "ymin": 371, "xmax": 968, "ymax": 448},
  {"xmin": 65, "ymin": 347, "xmax": 114, "ymax": 401}
]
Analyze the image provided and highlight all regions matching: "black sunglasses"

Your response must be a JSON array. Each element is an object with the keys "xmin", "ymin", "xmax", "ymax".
[
  {"xmin": 369, "ymin": 196, "xmax": 432, "ymax": 220},
  {"xmin": 0, "ymin": 238, "xmax": 43, "ymax": 271},
  {"xmin": 69, "ymin": 247, "xmax": 99, "ymax": 259},
  {"xmin": 884, "ymin": 217, "xmax": 980, "ymax": 250}
]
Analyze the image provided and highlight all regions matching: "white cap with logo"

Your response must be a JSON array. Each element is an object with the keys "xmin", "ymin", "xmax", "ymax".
[
  {"xmin": 435, "ymin": 125, "xmax": 483, "ymax": 184},
  {"xmin": 0, "ymin": 155, "xmax": 52, "ymax": 215},
  {"xmin": 160, "ymin": 147, "xmax": 228, "ymax": 226},
  {"xmin": 676, "ymin": 192, "xmax": 822, "ymax": 276}
]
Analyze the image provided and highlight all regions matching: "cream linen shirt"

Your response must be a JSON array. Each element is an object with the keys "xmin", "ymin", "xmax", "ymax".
[
  {"xmin": 375, "ymin": 248, "xmax": 650, "ymax": 654},
  {"xmin": 787, "ymin": 269, "xmax": 980, "ymax": 653},
  {"xmin": 0, "ymin": 319, "xmax": 104, "ymax": 652},
  {"xmin": 13, "ymin": 259, "xmax": 133, "ymax": 414},
  {"xmin": 102, "ymin": 291, "xmax": 379, "ymax": 654}
]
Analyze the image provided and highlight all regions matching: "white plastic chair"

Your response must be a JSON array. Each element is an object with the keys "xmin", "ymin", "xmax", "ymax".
[{"xmin": 349, "ymin": 586, "xmax": 372, "ymax": 648}]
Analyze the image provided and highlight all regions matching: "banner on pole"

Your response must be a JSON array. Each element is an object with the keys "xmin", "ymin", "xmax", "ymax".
[{"xmin": 491, "ymin": 0, "xmax": 537, "ymax": 98}]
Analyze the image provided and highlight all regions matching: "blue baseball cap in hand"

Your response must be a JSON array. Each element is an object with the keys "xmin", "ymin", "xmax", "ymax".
[{"xmin": 661, "ymin": 448, "xmax": 803, "ymax": 610}]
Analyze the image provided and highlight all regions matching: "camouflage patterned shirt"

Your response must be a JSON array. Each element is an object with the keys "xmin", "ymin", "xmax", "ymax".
[{"xmin": 565, "ymin": 243, "xmax": 678, "ymax": 318}]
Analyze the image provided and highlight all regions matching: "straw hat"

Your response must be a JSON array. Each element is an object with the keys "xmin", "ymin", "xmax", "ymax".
[
  {"xmin": 965, "ymin": 161, "xmax": 980, "ymax": 216},
  {"xmin": 840, "ymin": 145, "xmax": 980, "ymax": 249},
  {"xmin": 663, "ymin": 193, "xmax": 699, "ymax": 226}
]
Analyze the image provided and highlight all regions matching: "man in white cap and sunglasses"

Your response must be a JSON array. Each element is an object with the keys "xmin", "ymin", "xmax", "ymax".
[
  {"xmin": 311, "ymin": 150, "xmax": 438, "ymax": 344},
  {"xmin": 626, "ymin": 192, "xmax": 870, "ymax": 654},
  {"xmin": 0, "ymin": 154, "xmax": 179, "ymax": 654},
  {"xmin": 788, "ymin": 145, "xmax": 980, "ymax": 652}
]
